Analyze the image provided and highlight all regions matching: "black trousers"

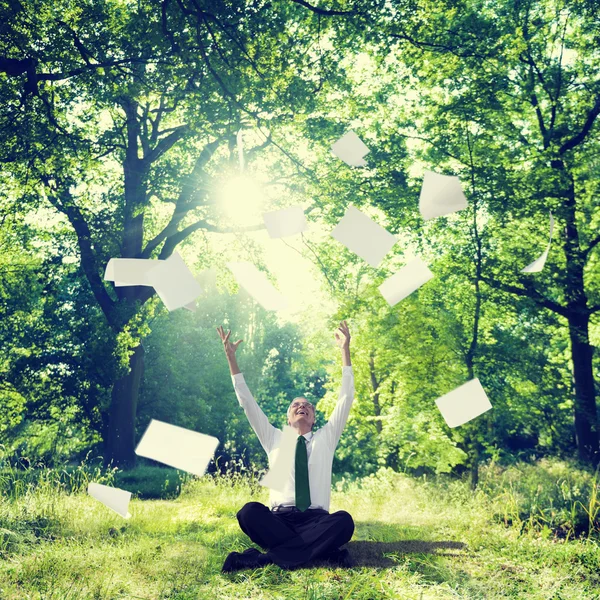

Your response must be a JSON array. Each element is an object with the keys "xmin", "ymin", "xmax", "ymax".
[{"xmin": 236, "ymin": 502, "xmax": 355, "ymax": 569}]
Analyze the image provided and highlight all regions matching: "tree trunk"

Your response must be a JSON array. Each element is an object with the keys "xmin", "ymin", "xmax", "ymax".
[
  {"xmin": 465, "ymin": 130, "xmax": 483, "ymax": 490},
  {"xmin": 567, "ymin": 312, "xmax": 599, "ymax": 465},
  {"xmin": 369, "ymin": 352, "xmax": 383, "ymax": 435},
  {"xmin": 556, "ymin": 159, "xmax": 600, "ymax": 466},
  {"xmin": 105, "ymin": 343, "xmax": 145, "ymax": 468}
]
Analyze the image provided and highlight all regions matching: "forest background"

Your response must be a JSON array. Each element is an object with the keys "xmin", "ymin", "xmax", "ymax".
[{"xmin": 1, "ymin": 0, "xmax": 599, "ymax": 492}]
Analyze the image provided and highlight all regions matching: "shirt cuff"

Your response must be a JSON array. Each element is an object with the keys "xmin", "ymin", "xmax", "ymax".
[
  {"xmin": 231, "ymin": 372, "xmax": 246, "ymax": 385},
  {"xmin": 342, "ymin": 366, "xmax": 353, "ymax": 376}
]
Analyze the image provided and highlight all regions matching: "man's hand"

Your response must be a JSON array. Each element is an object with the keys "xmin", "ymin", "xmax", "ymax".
[
  {"xmin": 217, "ymin": 326, "xmax": 243, "ymax": 375},
  {"xmin": 334, "ymin": 321, "xmax": 351, "ymax": 351},
  {"xmin": 217, "ymin": 326, "xmax": 243, "ymax": 356}
]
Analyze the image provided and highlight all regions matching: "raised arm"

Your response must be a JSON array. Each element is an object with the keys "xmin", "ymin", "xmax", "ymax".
[
  {"xmin": 217, "ymin": 325, "xmax": 278, "ymax": 453},
  {"xmin": 335, "ymin": 320, "xmax": 352, "ymax": 367},
  {"xmin": 323, "ymin": 321, "xmax": 355, "ymax": 450}
]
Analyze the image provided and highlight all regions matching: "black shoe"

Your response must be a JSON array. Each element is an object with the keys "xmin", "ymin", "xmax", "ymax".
[
  {"xmin": 326, "ymin": 548, "xmax": 353, "ymax": 568},
  {"xmin": 222, "ymin": 549, "xmax": 272, "ymax": 573}
]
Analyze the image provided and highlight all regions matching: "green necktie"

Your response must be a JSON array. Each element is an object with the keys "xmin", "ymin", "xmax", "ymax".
[{"xmin": 295, "ymin": 435, "xmax": 311, "ymax": 511}]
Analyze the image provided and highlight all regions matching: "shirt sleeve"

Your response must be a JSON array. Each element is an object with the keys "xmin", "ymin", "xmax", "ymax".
[
  {"xmin": 231, "ymin": 373, "xmax": 279, "ymax": 454},
  {"xmin": 321, "ymin": 366, "xmax": 355, "ymax": 451}
]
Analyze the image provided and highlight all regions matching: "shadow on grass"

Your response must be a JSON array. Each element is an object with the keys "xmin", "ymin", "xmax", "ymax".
[
  {"xmin": 300, "ymin": 539, "xmax": 467, "ymax": 569},
  {"xmin": 344, "ymin": 539, "xmax": 466, "ymax": 567}
]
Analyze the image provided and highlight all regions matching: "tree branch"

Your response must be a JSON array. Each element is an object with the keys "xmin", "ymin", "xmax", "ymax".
[
  {"xmin": 559, "ymin": 94, "xmax": 600, "ymax": 154},
  {"xmin": 584, "ymin": 234, "xmax": 600, "ymax": 258},
  {"xmin": 159, "ymin": 219, "xmax": 265, "ymax": 259},
  {"xmin": 289, "ymin": 0, "xmax": 358, "ymax": 16},
  {"xmin": 0, "ymin": 55, "xmax": 158, "ymax": 96},
  {"xmin": 481, "ymin": 275, "xmax": 569, "ymax": 318},
  {"xmin": 40, "ymin": 178, "xmax": 116, "ymax": 326},
  {"xmin": 141, "ymin": 136, "xmax": 223, "ymax": 258},
  {"xmin": 143, "ymin": 124, "xmax": 189, "ymax": 166},
  {"xmin": 388, "ymin": 29, "xmax": 490, "ymax": 60}
]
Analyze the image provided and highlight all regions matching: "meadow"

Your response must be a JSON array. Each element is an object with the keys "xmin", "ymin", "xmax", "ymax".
[{"xmin": 1, "ymin": 459, "xmax": 599, "ymax": 600}]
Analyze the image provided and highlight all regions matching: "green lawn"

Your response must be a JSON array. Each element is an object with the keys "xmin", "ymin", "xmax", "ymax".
[{"xmin": 1, "ymin": 464, "xmax": 599, "ymax": 599}]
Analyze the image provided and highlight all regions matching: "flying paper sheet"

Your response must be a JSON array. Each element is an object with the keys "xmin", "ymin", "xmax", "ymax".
[
  {"xmin": 260, "ymin": 426, "xmax": 297, "ymax": 493},
  {"xmin": 419, "ymin": 171, "xmax": 468, "ymax": 221},
  {"xmin": 435, "ymin": 378, "xmax": 492, "ymax": 428},
  {"xmin": 227, "ymin": 262, "xmax": 288, "ymax": 311},
  {"xmin": 262, "ymin": 206, "xmax": 308, "ymax": 239},
  {"xmin": 331, "ymin": 131, "xmax": 369, "ymax": 167},
  {"xmin": 88, "ymin": 482, "xmax": 131, "ymax": 519},
  {"xmin": 146, "ymin": 252, "xmax": 203, "ymax": 311},
  {"xmin": 104, "ymin": 258, "xmax": 159, "ymax": 287},
  {"xmin": 378, "ymin": 258, "xmax": 434, "ymax": 306},
  {"xmin": 522, "ymin": 212, "xmax": 554, "ymax": 273},
  {"xmin": 330, "ymin": 205, "xmax": 397, "ymax": 267},
  {"xmin": 135, "ymin": 419, "xmax": 219, "ymax": 477}
]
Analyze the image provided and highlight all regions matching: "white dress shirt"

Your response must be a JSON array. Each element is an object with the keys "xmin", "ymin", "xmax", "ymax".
[{"xmin": 231, "ymin": 366, "xmax": 355, "ymax": 512}]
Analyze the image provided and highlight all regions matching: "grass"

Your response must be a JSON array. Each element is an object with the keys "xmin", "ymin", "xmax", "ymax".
[{"xmin": 0, "ymin": 460, "xmax": 599, "ymax": 599}]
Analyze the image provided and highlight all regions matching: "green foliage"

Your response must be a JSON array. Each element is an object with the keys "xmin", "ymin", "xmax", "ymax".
[
  {"xmin": 113, "ymin": 465, "xmax": 188, "ymax": 500},
  {"xmin": 1, "ymin": 0, "xmax": 599, "ymax": 478},
  {"xmin": 479, "ymin": 459, "xmax": 600, "ymax": 539}
]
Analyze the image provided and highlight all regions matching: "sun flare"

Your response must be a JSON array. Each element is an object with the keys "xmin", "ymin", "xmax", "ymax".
[{"xmin": 218, "ymin": 175, "xmax": 265, "ymax": 226}]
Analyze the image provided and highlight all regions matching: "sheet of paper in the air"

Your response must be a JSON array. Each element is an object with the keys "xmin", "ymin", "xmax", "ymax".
[
  {"xmin": 227, "ymin": 262, "xmax": 288, "ymax": 311},
  {"xmin": 262, "ymin": 206, "xmax": 308, "ymax": 239},
  {"xmin": 419, "ymin": 170, "xmax": 468, "ymax": 221},
  {"xmin": 104, "ymin": 258, "xmax": 159, "ymax": 287},
  {"xmin": 331, "ymin": 131, "xmax": 369, "ymax": 167},
  {"xmin": 88, "ymin": 482, "xmax": 131, "ymax": 518},
  {"xmin": 146, "ymin": 251, "xmax": 203, "ymax": 311},
  {"xmin": 330, "ymin": 205, "xmax": 397, "ymax": 267},
  {"xmin": 522, "ymin": 212, "xmax": 554, "ymax": 273},
  {"xmin": 260, "ymin": 426, "xmax": 297, "ymax": 493},
  {"xmin": 378, "ymin": 258, "xmax": 434, "ymax": 306},
  {"xmin": 435, "ymin": 378, "xmax": 492, "ymax": 428},
  {"xmin": 135, "ymin": 419, "xmax": 219, "ymax": 477}
]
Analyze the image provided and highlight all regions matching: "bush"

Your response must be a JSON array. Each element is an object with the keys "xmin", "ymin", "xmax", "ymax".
[
  {"xmin": 479, "ymin": 458, "xmax": 600, "ymax": 539},
  {"xmin": 0, "ymin": 453, "xmax": 116, "ymax": 499},
  {"xmin": 113, "ymin": 465, "xmax": 189, "ymax": 499}
]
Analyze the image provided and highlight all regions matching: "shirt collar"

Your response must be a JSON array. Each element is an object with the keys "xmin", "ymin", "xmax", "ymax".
[{"xmin": 303, "ymin": 431, "xmax": 314, "ymax": 442}]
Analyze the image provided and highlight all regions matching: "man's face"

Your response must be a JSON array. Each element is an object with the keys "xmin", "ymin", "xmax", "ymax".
[{"xmin": 287, "ymin": 398, "xmax": 315, "ymax": 430}]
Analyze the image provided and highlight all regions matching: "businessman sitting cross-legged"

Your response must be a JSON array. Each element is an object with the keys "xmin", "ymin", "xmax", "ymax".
[{"xmin": 217, "ymin": 321, "xmax": 356, "ymax": 572}]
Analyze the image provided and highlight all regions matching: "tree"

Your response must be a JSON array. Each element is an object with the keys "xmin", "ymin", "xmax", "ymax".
[
  {"xmin": 366, "ymin": 0, "xmax": 600, "ymax": 466},
  {"xmin": 0, "ymin": 0, "xmax": 352, "ymax": 466}
]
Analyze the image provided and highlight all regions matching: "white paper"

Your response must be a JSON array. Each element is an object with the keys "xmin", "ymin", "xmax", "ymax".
[
  {"xmin": 331, "ymin": 131, "xmax": 369, "ymax": 167},
  {"xmin": 104, "ymin": 258, "xmax": 160, "ymax": 287},
  {"xmin": 330, "ymin": 205, "xmax": 397, "ymax": 267},
  {"xmin": 146, "ymin": 252, "xmax": 203, "ymax": 311},
  {"xmin": 227, "ymin": 262, "xmax": 288, "ymax": 311},
  {"xmin": 378, "ymin": 258, "xmax": 434, "ymax": 306},
  {"xmin": 522, "ymin": 212, "xmax": 554, "ymax": 273},
  {"xmin": 435, "ymin": 379, "xmax": 492, "ymax": 428},
  {"xmin": 263, "ymin": 206, "xmax": 308, "ymax": 239},
  {"xmin": 260, "ymin": 426, "xmax": 297, "ymax": 493},
  {"xmin": 135, "ymin": 419, "xmax": 219, "ymax": 477},
  {"xmin": 419, "ymin": 171, "xmax": 468, "ymax": 221},
  {"xmin": 88, "ymin": 482, "xmax": 131, "ymax": 518},
  {"xmin": 183, "ymin": 301, "xmax": 196, "ymax": 312}
]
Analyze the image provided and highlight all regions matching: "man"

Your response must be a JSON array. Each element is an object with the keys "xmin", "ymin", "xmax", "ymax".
[{"xmin": 217, "ymin": 321, "xmax": 355, "ymax": 572}]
